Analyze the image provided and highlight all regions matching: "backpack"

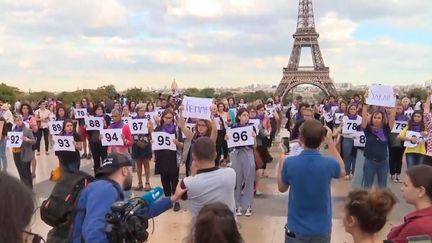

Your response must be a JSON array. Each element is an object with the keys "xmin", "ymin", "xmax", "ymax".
[{"xmin": 40, "ymin": 170, "xmax": 94, "ymax": 227}]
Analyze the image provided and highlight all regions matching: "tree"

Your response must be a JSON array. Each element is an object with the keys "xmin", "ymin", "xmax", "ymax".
[
  {"xmin": 405, "ymin": 88, "xmax": 427, "ymax": 100},
  {"xmin": 199, "ymin": 88, "xmax": 215, "ymax": 98},
  {"xmin": 183, "ymin": 88, "xmax": 201, "ymax": 97},
  {"xmin": 0, "ymin": 83, "xmax": 20, "ymax": 103}
]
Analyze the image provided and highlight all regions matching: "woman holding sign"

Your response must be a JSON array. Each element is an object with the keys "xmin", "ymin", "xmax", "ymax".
[
  {"xmin": 75, "ymin": 98, "xmax": 92, "ymax": 160},
  {"xmin": 423, "ymin": 91, "xmax": 432, "ymax": 166},
  {"xmin": 398, "ymin": 111, "xmax": 427, "ymax": 168},
  {"xmin": 10, "ymin": 115, "xmax": 36, "ymax": 189},
  {"xmin": 341, "ymin": 104, "xmax": 361, "ymax": 180},
  {"xmin": 0, "ymin": 117, "xmax": 8, "ymax": 171},
  {"xmin": 104, "ymin": 109, "xmax": 133, "ymax": 155},
  {"xmin": 131, "ymin": 104, "xmax": 153, "ymax": 191},
  {"xmin": 388, "ymin": 102, "xmax": 409, "ymax": 183},
  {"xmin": 55, "ymin": 119, "xmax": 83, "ymax": 173},
  {"xmin": 361, "ymin": 91, "xmax": 396, "ymax": 188},
  {"xmin": 19, "ymin": 103, "xmax": 38, "ymax": 178},
  {"xmin": 34, "ymin": 100, "xmax": 51, "ymax": 156},
  {"xmin": 216, "ymin": 102, "xmax": 230, "ymax": 165},
  {"xmin": 150, "ymin": 108, "xmax": 183, "ymax": 211},
  {"xmin": 87, "ymin": 104, "xmax": 111, "ymax": 172},
  {"xmin": 227, "ymin": 107, "xmax": 256, "ymax": 217}
]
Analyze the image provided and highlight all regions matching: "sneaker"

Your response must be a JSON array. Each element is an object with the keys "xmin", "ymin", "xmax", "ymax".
[
  {"xmin": 235, "ymin": 207, "xmax": 243, "ymax": 216},
  {"xmin": 245, "ymin": 207, "xmax": 252, "ymax": 217},
  {"xmin": 80, "ymin": 153, "xmax": 87, "ymax": 159},
  {"xmin": 395, "ymin": 174, "xmax": 403, "ymax": 183},
  {"xmin": 87, "ymin": 153, "xmax": 92, "ymax": 160},
  {"xmin": 173, "ymin": 202, "xmax": 181, "ymax": 212}
]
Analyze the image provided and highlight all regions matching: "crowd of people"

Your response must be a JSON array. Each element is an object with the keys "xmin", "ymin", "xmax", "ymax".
[{"xmin": 0, "ymin": 87, "xmax": 431, "ymax": 243}]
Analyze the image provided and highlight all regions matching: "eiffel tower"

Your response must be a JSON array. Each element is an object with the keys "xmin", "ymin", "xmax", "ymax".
[{"xmin": 275, "ymin": 0, "xmax": 337, "ymax": 98}]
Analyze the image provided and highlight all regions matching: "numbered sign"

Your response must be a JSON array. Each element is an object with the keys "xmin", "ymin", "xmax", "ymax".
[
  {"xmin": 249, "ymin": 119, "xmax": 260, "ymax": 133},
  {"xmin": 53, "ymin": 135, "xmax": 75, "ymax": 152},
  {"xmin": 156, "ymin": 109, "xmax": 165, "ymax": 117},
  {"xmin": 331, "ymin": 106, "xmax": 339, "ymax": 113},
  {"xmin": 334, "ymin": 113, "xmax": 344, "ymax": 125},
  {"xmin": 144, "ymin": 112, "xmax": 155, "ymax": 120},
  {"xmin": 182, "ymin": 123, "xmax": 196, "ymax": 138},
  {"xmin": 226, "ymin": 126, "xmax": 254, "ymax": 148},
  {"xmin": 151, "ymin": 132, "xmax": 176, "ymax": 151},
  {"xmin": 404, "ymin": 131, "xmax": 425, "ymax": 148},
  {"xmin": 74, "ymin": 108, "xmax": 87, "ymax": 119},
  {"xmin": 404, "ymin": 109, "xmax": 414, "ymax": 119},
  {"xmin": 342, "ymin": 116, "xmax": 362, "ymax": 135},
  {"xmin": 289, "ymin": 142, "xmax": 303, "ymax": 157},
  {"xmin": 7, "ymin": 132, "xmax": 23, "ymax": 148},
  {"xmin": 323, "ymin": 111, "xmax": 334, "ymax": 123},
  {"xmin": 101, "ymin": 129, "xmax": 123, "ymax": 146},
  {"xmin": 49, "ymin": 121, "xmax": 64, "ymax": 135},
  {"xmin": 265, "ymin": 108, "xmax": 275, "ymax": 118},
  {"xmin": 85, "ymin": 117, "xmax": 104, "ymax": 131},
  {"xmin": 121, "ymin": 117, "xmax": 131, "ymax": 125},
  {"xmin": 391, "ymin": 121, "xmax": 408, "ymax": 134},
  {"xmin": 353, "ymin": 131, "xmax": 366, "ymax": 147},
  {"xmin": 130, "ymin": 119, "xmax": 149, "ymax": 135},
  {"xmin": 49, "ymin": 113, "xmax": 56, "ymax": 121}
]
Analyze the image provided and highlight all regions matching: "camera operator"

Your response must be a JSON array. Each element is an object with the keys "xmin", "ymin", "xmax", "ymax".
[{"xmin": 71, "ymin": 153, "xmax": 186, "ymax": 243}]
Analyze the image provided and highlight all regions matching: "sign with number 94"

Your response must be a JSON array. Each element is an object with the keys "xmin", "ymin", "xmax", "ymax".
[
  {"xmin": 226, "ymin": 126, "xmax": 254, "ymax": 148},
  {"xmin": 151, "ymin": 132, "xmax": 176, "ymax": 151},
  {"xmin": 101, "ymin": 129, "xmax": 123, "ymax": 146}
]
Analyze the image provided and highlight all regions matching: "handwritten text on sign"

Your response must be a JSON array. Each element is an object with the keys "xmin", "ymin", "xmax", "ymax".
[
  {"xmin": 391, "ymin": 121, "xmax": 408, "ymax": 133},
  {"xmin": 53, "ymin": 135, "xmax": 75, "ymax": 152},
  {"xmin": 85, "ymin": 117, "xmax": 104, "ymax": 131},
  {"xmin": 366, "ymin": 84, "xmax": 396, "ymax": 107},
  {"xmin": 353, "ymin": 131, "xmax": 366, "ymax": 147},
  {"xmin": 74, "ymin": 108, "xmax": 87, "ymax": 119},
  {"xmin": 403, "ymin": 131, "xmax": 425, "ymax": 148},
  {"xmin": 130, "ymin": 119, "xmax": 149, "ymax": 135},
  {"xmin": 151, "ymin": 132, "xmax": 176, "ymax": 151},
  {"xmin": 101, "ymin": 129, "xmax": 123, "ymax": 146},
  {"xmin": 342, "ymin": 116, "xmax": 362, "ymax": 135},
  {"xmin": 7, "ymin": 132, "xmax": 23, "ymax": 148},
  {"xmin": 182, "ymin": 96, "xmax": 213, "ymax": 120},
  {"xmin": 226, "ymin": 126, "xmax": 254, "ymax": 148},
  {"xmin": 49, "ymin": 121, "xmax": 64, "ymax": 135}
]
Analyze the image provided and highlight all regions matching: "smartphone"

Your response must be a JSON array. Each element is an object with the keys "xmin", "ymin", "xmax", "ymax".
[{"xmin": 407, "ymin": 235, "xmax": 431, "ymax": 243}]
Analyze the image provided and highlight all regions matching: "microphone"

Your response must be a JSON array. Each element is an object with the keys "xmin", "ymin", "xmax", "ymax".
[{"xmin": 141, "ymin": 186, "xmax": 163, "ymax": 205}]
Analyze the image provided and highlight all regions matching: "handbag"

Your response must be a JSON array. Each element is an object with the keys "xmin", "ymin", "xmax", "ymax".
[{"xmin": 253, "ymin": 148, "xmax": 264, "ymax": 169}]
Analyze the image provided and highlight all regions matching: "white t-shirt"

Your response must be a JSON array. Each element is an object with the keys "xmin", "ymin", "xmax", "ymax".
[
  {"xmin": 183, "ymin": 167, "xmax": 236, "ymax": 220},
  {"xmin": 35, "ymin": 109, "xmax": 51, "ymax": 128}
]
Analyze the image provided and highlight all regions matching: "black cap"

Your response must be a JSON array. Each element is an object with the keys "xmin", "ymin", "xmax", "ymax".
[{"xmin": 96, "ymin": 153, "xmax": 132, "ymax": 177}]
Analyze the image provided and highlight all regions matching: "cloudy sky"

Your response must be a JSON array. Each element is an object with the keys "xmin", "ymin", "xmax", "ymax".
[{"xmin": 0, "ymin": 0, "xmax": 431, "ymax": 92}]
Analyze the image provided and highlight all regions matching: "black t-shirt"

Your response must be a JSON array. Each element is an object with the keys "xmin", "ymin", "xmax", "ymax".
[{"xmin": 57, "ymin": 132, "xmax": 82, "ymax": 163}]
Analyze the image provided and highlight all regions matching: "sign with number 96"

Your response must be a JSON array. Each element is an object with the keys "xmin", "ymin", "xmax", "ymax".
[{"xmin": 227, "ymin": 126, "xmax": 254, "ymax": 148}]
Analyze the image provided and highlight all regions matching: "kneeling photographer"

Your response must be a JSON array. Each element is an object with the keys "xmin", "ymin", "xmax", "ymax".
[{"xmin": 71, "ymin": 153, "xmax": 186, "ymax": 243}]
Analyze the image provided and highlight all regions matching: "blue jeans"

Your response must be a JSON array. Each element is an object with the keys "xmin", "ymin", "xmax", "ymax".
[
  {"xmin": 406, "ymin": 153, "xmax": 424, "ymax": 169},
  {"xmin": 285, "ymin": 229, "xmax": 330, "ymax": 243},
  {"xmin": 351, "ymin": 149, "xmax": 365, "ymax": 188},
  {"xmin": 342, "ymin": 137, "xmax": 356, "ymax": 175},
  {"xmin": 0, "ymin": 139, "xmax": 7, "ymax": 171},
  {"xmin": 363, "ymin": 158, "xmax": 389, "ymax": 188}
]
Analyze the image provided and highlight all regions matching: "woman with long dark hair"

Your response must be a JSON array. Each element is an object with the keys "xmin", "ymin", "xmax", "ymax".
[
  {"xmin": 19, "ymin": 103, "xmax": 38, "ymax": 178},
  {"xmin": 398, "ymin": 110, "xmax": 427, "ymax": 168}
]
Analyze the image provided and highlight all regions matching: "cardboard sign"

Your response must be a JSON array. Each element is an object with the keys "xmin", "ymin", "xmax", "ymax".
[
  {"xmin": 366, "ymin": 84, "xmax": 396, "ymax": 107},
  {"xmin": 130, "ymin": 119, "xmax": 149, "ymax": 135},
  {"xmin": 265, "ymin": 108, "xmax": 275, "ymax": 118},
  {"xmin": 323, "ymin": 111, "xmax": 334, "ymax": 123},
  {"xmin": 121, "ymin": 117, "xmax": 132, "ymax": 125},
  {"xmin": 101, "ymin": 129, "xmax": 123, "ymax": 146},
  {"xmin": 391, "ymin": 121, "xmax": 408, "ymax": 134},
  {"xmin": 226, "ymin": 126, "xmax": 254, "ymax": 148},
  {"xmin": 53, "ymin": 135, "xmax": 75, "ymax": 152},
  {"xmin": 249, "ymin": 119, "xmax": 260, "ymax": 133},
  {"xmin": 353, "ymin": 131, "xmax": 366, "ymax": 147},
  {"xmin": 182, "ymin": 96, "xmax": 213, "ymax": 120},
  {"xmin": 342, "ymin": 116, "xmax": 362, "ymax": 135},
  {"xmin": 289, "ymin": 142, "xmax": 303, "ymax": 156},
  {"xmin": 151, "ymin": 132, "xmax": 176, "ymax": 151},
  {"xmin": 404, "ymin": 131, "xmax": 425, "ymax": 148},
  {"xmin": 74, "ymin": 108, "xmax": 87, "ymax": 119},
  {"xmin": 85, "ymin": 117, "xmax": 104, "ymax": 131},
  {"xmin": 404, "ymin": 109, "xmax": 414, "ymax": 119},
  {"xmin": 6, "ymin": 132, "xmax": 23, "ymax": 148},
  {"xmin": 334, "ymin": 113, "xmax": 344, "ymax": 125},
  {"xmin": 48, "ymin": 121, "xmax": 64, "ymax": 135}
]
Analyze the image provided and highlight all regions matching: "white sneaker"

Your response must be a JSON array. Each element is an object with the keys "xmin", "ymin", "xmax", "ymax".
[
  {"xmin": 245, "ymin": 207, "xmax": 252, "ymax": 217},
  {"xmin": 235, "ymin": 207, "xmax": 243, "ymax": 216}
]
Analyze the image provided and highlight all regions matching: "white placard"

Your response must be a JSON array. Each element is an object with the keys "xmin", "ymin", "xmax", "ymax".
[
  {"xmin": 48, "ymin": 121, "xmax": 64, "ymax": 135},
  {"xmin": 403, "ymin": 131, "xmax": 425, "ymax": 148},
  {"xmin": 353, "ymin": 131, "xmax": 366, "ymax": 147},
  {"xmin": 6, "ymin": 132, "xmax": 23, "ymax": 148},
  {"xmin": 289, "ymin": 142, "xmax": 303, "ymax": 156},
  {"xmin": 226, "ymin": 126, "xmax": 254, "ymax": 148},
  {"xmin": 238, "ymin": 103, "xmax": 248, "ymax": 109},
  {"xmin": 182, "ymin": 123, "xmax": 196, "ymax": 138},
  {"xmin": 53, "ymin": 135, "xmax": 76, "ymax": 152},
  {"xmin": 101, "ymin": 129, "xmax": 123, "ymax": 146},
  {"xmin": 331, "ymin": 106, "xmax": 339, "ymax": 113},
  {"xmin": 49, "ymin": 113, "xmax": 56, "ymax": 121},
  {"xmin": 265, "ymin": 108, "xmax": 275, "ymax": 118},
  {"xmin": 323, "ymin": 111, "xmax": 334, "ymax": 123},
  {"xmin": 182, "ymin": 96, "xmax": 212, "ymax": 120},
  {"xmin": 404, "ymin": 109, "xmax": 414, "ymax": 119},
  {"xmin": 342, "ymin": 116, "xmax": 362, "ymax": 135},
  {"xmin": 391, "ymin": 121, "xmax": 408, "ymax": 134},
  {"xmin": 334, "ymin": 113, "xmax": 344, "ymax": 125},
  {"xmin": 130, "ymin": 119, "xmax": 149, "ymax": 135},
  {"xmin": 151, "ymin": 132, "xmax": 176, "ymax": 151},
  {"xmin": 74, "ymin": 108, "xmax": 87, "ymax": 119},
  {"xmin": 366, "ymin": 84, "xmax": 396, "ymax": 107},
  {"xmin": 85, "ymin": 117, "xmax": 104, "ymax": 131},
  {"xmin": 121, "ymin": 117, "xmax": 132, "ymax": 125},
  {"xmin": 144, "ymin": 112, "xmax": 155, "ymax": 120},
  {"xmin": 249, "ymin": 119, "xmax": 260, "ymax": 133}
]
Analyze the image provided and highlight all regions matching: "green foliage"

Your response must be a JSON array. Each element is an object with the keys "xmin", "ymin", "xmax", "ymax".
[
  {"xmin": 183, "ymin": 88, "xmax": 201, "ymax": 97},
  {"xmin": 0, "ymin": 83, "xmax": 20, "ymax": 103},
  {"xmin": 124, "ymin": 87, "xmax": 157, "ymax": 102},
  {"xmin": 404, "ymin": 88, "xmax": 427, "ymax": 100}
]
